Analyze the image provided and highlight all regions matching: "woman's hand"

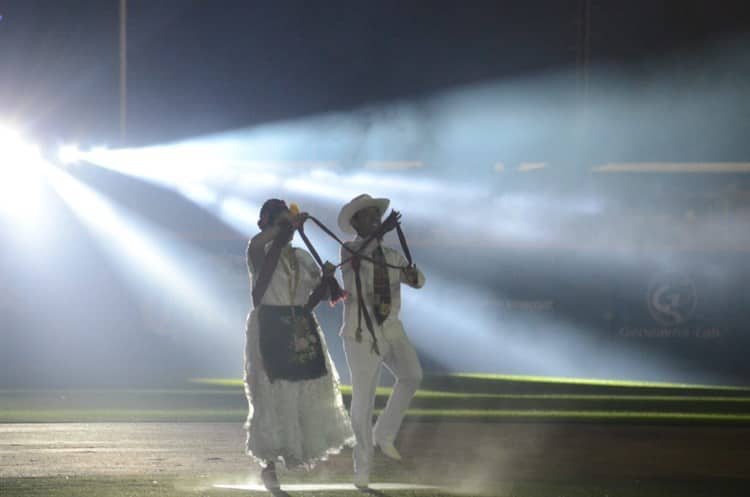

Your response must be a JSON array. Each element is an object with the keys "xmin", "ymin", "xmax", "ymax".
[
  {"xmin": 291, "ymin": 211, "xmax": 309, "ymax": 229},
  {"xmin": 322, "ymin": 261, "xmax": 336, "ymax": 277}
]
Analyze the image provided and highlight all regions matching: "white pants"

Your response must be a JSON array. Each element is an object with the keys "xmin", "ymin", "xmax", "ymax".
[{"xmin": 343, "ymin": 330, "xmax": 422, "ymax": 477}]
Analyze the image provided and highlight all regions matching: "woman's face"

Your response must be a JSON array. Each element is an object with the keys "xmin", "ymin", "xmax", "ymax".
[
  {"xmin": 270, "ymin": 207, "xmax": 291, "ymax": 228},
  {"xmin": 351, "ymin": 206, "xmax": 382, "ymax": 237}
]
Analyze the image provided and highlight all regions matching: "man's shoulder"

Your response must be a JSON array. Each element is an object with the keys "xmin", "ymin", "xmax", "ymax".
[
  {"xmin": 341, "ymin": 241, "xmax": 358, "ymax": 253},
  {"xmin": 381, "ymin": 244, "xmax": 402, "ymax": 257}
]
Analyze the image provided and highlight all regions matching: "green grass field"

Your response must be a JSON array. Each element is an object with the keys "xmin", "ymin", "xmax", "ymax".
[{"xmin": 2, "ymin": 373, "xmax": 750, "ymax": 424}]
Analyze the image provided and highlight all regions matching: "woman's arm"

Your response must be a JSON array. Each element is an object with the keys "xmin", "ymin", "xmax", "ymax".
[
  {"xmin": 247, "ymin": 225, "xmax": 281, "ymax": 276},
  {"xmin": 249, "ymin": 223, "xmax": 295, "ymax": 306},
  {"xmin": 304, "ymin": 262, "xmax": 337, "ymax": 310},
  {"xmin": 248, "ymin": 208, "xmax": 302, "ymax": 271}
]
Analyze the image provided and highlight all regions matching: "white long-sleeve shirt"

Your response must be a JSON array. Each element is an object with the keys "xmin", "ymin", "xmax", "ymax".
[{"xmin": 338, "ymin": 237, "xmax": 425, "ymax": 341}]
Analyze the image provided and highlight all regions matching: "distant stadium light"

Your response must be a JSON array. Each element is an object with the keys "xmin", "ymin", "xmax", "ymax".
[
  {"xmin": 518, "ymin": 162, "xmax": 546, "ymax": 172},
  {"xmin": 592, "ymin": 162, "xmax": 750, "ymax": 173},
  {"xmin": 365, "ymin": 161, "xmax": 424, "ymax": 170}
]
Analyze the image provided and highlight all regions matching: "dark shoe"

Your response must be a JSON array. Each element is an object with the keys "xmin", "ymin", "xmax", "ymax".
[{"xmin": 261, "ymin": 465, "xmax": 280, "ymax": 491}]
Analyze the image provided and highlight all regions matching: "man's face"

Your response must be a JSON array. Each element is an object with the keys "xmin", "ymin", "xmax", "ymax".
[{"xmin": 350, "ymin": 206, "xmax": 382, "ymax": 237}]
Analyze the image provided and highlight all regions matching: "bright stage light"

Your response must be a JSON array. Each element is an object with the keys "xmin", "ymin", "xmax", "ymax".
[
  {"xmin": 218, "ymin": 196, "xmax": 262, "ymax": 233},
  {"xmin": 43, "ymin": 165, "xmax": 238, "ymax": 335},
  {"xmin": 57, "ymin": 144, "xmax": 81, "ymax": 165},
  {"xmin": 0, "ymin": 125, "xmax": 45, "ymax": 219},
  {"xmin": 0, "ymin": 125, "xmax": 42, "ymax": 164}
]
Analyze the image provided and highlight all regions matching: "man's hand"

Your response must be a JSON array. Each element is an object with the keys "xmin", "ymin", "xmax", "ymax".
[
  {"xmin": 322, "ymin": 261, "xmax": 336, "ymax": 277},
  {"xmin": 379, "ymin": 210, "xmax": 402, "ymax": 236},
  {"xmin": 402, "ymin": 264, "xmax": 419, "ymax": 285}
]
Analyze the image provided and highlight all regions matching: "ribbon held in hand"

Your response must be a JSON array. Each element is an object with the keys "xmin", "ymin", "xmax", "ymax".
[{"xmin": 293, "ymin": 204, "xmax": 348, "ymax": 308}]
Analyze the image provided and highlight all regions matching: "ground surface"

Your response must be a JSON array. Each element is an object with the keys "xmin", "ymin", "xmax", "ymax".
[
  {"xmin": 2, "ymin": 421, "xmax": 750, "ymax": 496},
  {"xmin": 3, "ymin": 375, "xmax": 750, "ymax": 496}
]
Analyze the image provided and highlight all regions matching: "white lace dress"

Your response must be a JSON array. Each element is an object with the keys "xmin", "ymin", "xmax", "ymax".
[{"xmin": 244, "ymin": 244, "xmax": 354, "ymax": 469}]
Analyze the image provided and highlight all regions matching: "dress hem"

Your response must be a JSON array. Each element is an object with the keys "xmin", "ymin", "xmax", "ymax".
[{"xmin": 245, "ymin": 435, "xmax": 356, "ymax": 470}]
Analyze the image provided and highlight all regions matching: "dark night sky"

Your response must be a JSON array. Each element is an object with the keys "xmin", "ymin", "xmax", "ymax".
[{"xmin": 1, "ymin": 0, "xmax": 749, "ymax": 147}]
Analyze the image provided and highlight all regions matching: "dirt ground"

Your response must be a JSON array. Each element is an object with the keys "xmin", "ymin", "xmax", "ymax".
[{"xmin": 2, "ymin": 421, "xmax": 750, "ymax": 487}]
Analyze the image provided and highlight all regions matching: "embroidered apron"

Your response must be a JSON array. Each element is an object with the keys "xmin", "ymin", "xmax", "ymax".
[{"xmin": 258, "ymin": 305, "xmax": 327, "ymax": 382}]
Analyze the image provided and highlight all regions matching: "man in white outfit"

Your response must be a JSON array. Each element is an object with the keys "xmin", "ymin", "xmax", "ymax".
[{"xmin": 337, "ymin": 194, "xmax": 426, "ymax": 488}]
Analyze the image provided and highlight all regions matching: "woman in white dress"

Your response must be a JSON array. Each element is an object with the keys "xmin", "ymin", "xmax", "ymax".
[{"xmin": 244, "ymin": 198, "xmax": 353, "ymax": 491}]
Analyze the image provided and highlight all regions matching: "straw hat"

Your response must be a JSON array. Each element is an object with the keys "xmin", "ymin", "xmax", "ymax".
[{"xmin": 337, "ymin": 194, "xmax": 390, "ymax": 234}]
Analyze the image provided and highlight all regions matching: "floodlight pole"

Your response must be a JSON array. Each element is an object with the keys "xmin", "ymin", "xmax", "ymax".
[
  {"xmin": 574, "ymin": 0, "xmax": 592, "ymax": 165},
  {"xmin": 119, "ymin": 0, "xmax": 128, "ymax": 146},
  {"xmin": 576, "ymin": 0, "xmax": 591, "ymax": 114}
]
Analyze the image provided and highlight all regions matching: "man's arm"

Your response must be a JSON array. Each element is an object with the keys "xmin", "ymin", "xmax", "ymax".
[{"xmin": 395, "ymin": 251, "xmax": 425, "ymax": 288}]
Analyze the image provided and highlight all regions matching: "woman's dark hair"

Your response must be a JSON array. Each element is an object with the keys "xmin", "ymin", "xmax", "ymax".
[{"xmin": 257, "ymin": 198, "xmax": 288, "ymax": 230}]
